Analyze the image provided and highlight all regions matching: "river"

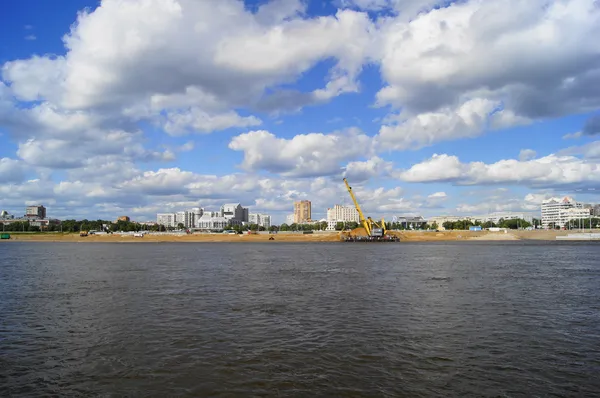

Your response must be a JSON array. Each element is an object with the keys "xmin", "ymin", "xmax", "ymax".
[{"xmin": 1, "ymin": 242, "xmax": 599, "ymax": 397}]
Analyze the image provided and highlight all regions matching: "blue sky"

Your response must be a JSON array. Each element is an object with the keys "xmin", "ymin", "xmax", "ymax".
[{"xmin": 1, "ymin": 0, "xmax": 600, "ymax": 222}]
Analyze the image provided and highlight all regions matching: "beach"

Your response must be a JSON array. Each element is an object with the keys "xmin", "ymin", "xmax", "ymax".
[{"xmin": 0, "ymin": 229, "xmax": 585, "ymax": 242}]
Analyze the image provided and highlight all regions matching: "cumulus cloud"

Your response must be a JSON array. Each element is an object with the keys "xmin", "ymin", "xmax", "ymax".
[
  {"xmin": 0, "ymin": 158, "xmax": 27, "ymax": 184},
  {"xmin": 519, "ymin": 149, "xmax": 537, "ymax": 161},
  {"xmin": 229, "ymin": 128, "xmax": 375, "ymax": 177},
  {"xmin": 343, "ymin": 156, "xmax": 393, "ymax": 182},
  {"xmin": 396, "ymin": 152, "xmax": 600, "ymax": 190},
  {"xmin": 374, "ymin": 0, "xmax": 600, "ymax": 149}
]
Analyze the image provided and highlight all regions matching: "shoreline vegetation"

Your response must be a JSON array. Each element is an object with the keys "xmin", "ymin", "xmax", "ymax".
[{"xmin": 1, "ymin": 229, "xmax": 595, "ymax": 243}]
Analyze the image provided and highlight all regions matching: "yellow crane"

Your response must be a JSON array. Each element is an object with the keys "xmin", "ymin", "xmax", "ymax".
[{"xmin": 343, "ymin": 178, "xmax": 387, "ymax": 237}]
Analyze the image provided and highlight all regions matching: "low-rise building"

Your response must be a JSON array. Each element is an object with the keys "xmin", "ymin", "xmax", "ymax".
[
  {"xmin": 326, "ymin": 205, "xmax": 360, "ymax": 230},
  {"xmin": 117, "ymin": 216, "xmax": 130, "ymax": 222},
  {"xmin": 473, "ymin": 212, "xmax": 535, "ymax": 224},
  {"xmin": 394, "ymin": 216, "xmax": 428, "ymax": 229}
]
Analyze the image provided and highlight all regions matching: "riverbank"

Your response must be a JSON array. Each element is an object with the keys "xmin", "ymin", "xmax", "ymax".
[{"xmin": 1, "ymin": 229, "xmax": 594, "ymax": 242}]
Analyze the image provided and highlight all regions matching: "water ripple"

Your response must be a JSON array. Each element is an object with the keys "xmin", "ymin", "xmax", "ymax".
[{"xmin": 1, "ymin": 241, "xmax": 599, "ymax": 397}]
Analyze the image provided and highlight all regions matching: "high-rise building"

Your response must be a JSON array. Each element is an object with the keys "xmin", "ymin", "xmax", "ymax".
[
  {"xmin": 157, "ymin": 213, "xmax": 177, "ymax": 228},
  {"xmin": 25, "ymin": 205, "xmax": 46, "ymax": 219},
  {"xmin": 249, "ymin": 213, "xmax": 271, "ymax": 228},
  {"xmin": 294, "ymin": 200, "xmax": 311, "ymax": 223}
]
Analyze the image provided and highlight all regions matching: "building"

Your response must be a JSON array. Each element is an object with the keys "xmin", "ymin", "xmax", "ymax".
[
  {"xmin": 394, "ymin": 216, "xmax": 428, "ymax": 229},
  {"xmin": 220, "ymin": 203, "xmax": 247, "ymax": 222},
  {"xmin": 541, "ymin": 197, "xmax": 583, "ymax": 228},
  {"xmin": 473, "ymin": 212, "xmax": 535, "ymax": 224},
  {"xmin": 560, "ymin": 207, "xmax": 592, "ymax": 227},
  {"xmin": 157, "ymin": 213, "xmax": 177, "ymax": 228},
  {"xmin": 286, "ymin": 214, "xmax": 295, "ymax": 224},
  {"xmin": 0, "ymin": 210, "xmax": 14, "ymax": 220},
  {"xmin": 592, "ymin": 205, "xmax": 600, "ymax": 217},
  {"xmin": 117, "ymin": 216, "xmax": 130, "ymax": 222},
  {"xmin": 294, "ymin": 200, "xmax": 311, "ymax": 224},
  {"xmin": 176, "ymin": 211, "xmax": 196, "ymax": 228},
  {"xmin": 427, "ymin": 216, "xmax": 470, "ymax": 230},
  {"xmin": 25, "ymin": 205, "xmax": 46, "ymax": 219},
  {"xmin": 326, "ymin": 205, "xmax": 360, "ymax": 230},
  {"xmin": 249, "ymin": 213, "xmax": 271, "ymax": 229},
  {"xmin": 197, "ymin": 214, "xmax": 230, "ymax": 230},
  {"xmin": 191, "ymin": 207, "xmax": 204, "ymax": 227}
]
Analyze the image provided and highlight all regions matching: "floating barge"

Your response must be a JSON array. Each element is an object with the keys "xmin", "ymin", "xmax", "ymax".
[{"xmin": 343, "ymin": 235, "xmax": 399, "ymax": 242}]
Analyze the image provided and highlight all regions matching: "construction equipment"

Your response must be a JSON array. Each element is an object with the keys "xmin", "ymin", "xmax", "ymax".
[{"xmin": 343, "ymin": 178, "xmax": 387, "ymax": 237}]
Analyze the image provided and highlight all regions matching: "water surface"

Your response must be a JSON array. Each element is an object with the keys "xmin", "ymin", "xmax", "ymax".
[{"xmin": 1, "ymin": 242, "xmax": 599, "ymax": 397}]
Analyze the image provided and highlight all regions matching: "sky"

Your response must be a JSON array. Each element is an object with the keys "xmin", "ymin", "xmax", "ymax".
[{"xmin": 1, "ymin": 0, "xmax": 600, "ymax": 223}]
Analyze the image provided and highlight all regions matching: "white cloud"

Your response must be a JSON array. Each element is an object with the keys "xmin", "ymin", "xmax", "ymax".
[
  {"xmin": 24, "ymin": 35, "xmax": 36, "ymax": 41},
  {"xmin": 376, "ymin": 98, "xmax": 529, "ymax": 150},
  {"xmin": 229, "ymin": 128, "xmax": 375, "ymax": 177},
  {"xmin": 396, "ymin": 152, "xmax": 600, "ymax": 190},
  {"xmin": 519, "ymin": 149, "xmax": 537, "ymax": 161},
  {"xmin": 563, "ymin": 131, "xmax": 583, "ymax": 139},
  {"xmin": 373, "ymin": 0, "xmax": 600, "ymax": 148},
  {"xmin": 428, "ymin": 191, "xmax": 447, "ymax": 199},
  {"xmin": 163, "ymin": 108, "xmax": 261, "ymax": 135},
  {"xmin": 343, "ymin": 156, "xmax": 393, "ymax": 182},
  {"xmin": 0, "ymin": 158, "xmax": 27, "ymax": 183},
  {"xmin": 2, "ymin": 0, "xmax": 372, "ymax": 115}
]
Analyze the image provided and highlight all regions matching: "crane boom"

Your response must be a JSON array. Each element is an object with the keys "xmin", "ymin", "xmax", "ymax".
[{"xmin": 343, "ymin": 178, "xmax": 372, "ymax": 236}]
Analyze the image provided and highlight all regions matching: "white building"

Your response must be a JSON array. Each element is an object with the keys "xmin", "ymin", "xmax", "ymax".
[
  {"xmin": 157, "ymin": 213, "xmax": 177, "ymax": 228},
  {"xmin": 197, "ymin": 214, "xmax": 230, "ymax": 230},
  {"xmin": 249, "ymin": 213, "xmax": 271, "ymax": 228},
  {"xmin": 326, "ymin": 204, "xmax": 360, "ymax": 230},
  {"xmin": 191, "ymin": 207, "xmax": 204, "ymax": 227},
  {"xmin": 220, "ymin": 203, "xmax": 248, "ymax": 222},
  {"xmin": 474, "ymin": 212, "xmax": 535, "ymax": 224},
  {"xmin": 541, "ymin": 197, "xmax": 584, "ymax": 228},
  {"xmin": 286, "ymin": 214, "xmax": 295, "ymax": 224},
  {"xmin": 559, "ymin": 207, "xmax": 592, "ymax": 228}
]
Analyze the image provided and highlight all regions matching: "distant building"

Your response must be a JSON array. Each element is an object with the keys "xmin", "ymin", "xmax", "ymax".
[
  {"xmin": 294, "ymin": 200, "xmax": 311, "ymax": 224},
  {"xmin": 428, "ymin": 216, "xmax": 472, "ymax": 230},
  {"xmin": 541, "ymin": 197, "xmax": 585, "ymax": 228},
  {"xmin": 286, "ymin": 214, "xmax": 294, "ymax": 224},
  {"xmin": 220, "ymin": 203, "xmax": 247, "ymax": 222},
  {"xmin": 197, "ymin": 214, "xmax": 233, "ymax": 230},
  {"xmin": 394, "ymin": 216, "xmax": 428, "ymax": 229},
  {"xmin": 25, "ymin": 205, "xmax": 46, "ymax": 219},
  {"xmin": 157, "ymin": 213, "xmax": 177, "ymax": 228},
  {"xmin": 191, "ymin": 207, "xmax": 204, "ymax": 227},
  {"xmin": 249, "ymin": 213, "xmax": 271, "ymax": 229},
  {"xmin": 326, "ymin": 205, "xmax": 360, "ymax": 230},
  {"xmin": 0, "ymin": 210, "xmax": 14, "ymax": 220},
  {"xmin": 474, "ymin": 212, "xmax": 535, "ymax": 224},
  {"xmin": 117, "ymin": 216, "xmax": 130, "ymax": 222}
]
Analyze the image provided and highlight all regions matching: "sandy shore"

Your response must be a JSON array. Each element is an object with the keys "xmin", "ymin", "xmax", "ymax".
[{"xmin": 1, "ymin": 229, "xmax": 590, "ymax": 243}]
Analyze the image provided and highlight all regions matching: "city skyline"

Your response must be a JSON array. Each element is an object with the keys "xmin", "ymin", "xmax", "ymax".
[{"xmin": 1, "ymin": 0, "xmax": 600, "ymax": 224}]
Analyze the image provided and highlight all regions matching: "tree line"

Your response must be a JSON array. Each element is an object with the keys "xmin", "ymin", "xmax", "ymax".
[{"xmin": 441, "ymin": 218, "xmax": 540, "ymax": 230}]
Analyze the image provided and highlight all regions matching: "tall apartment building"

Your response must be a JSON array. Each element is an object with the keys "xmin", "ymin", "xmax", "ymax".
[
  {"xmin": 157, "ymin": 213, "xmax": 177, "ymax": 228},
  {"xmin": 326, "ymin": 204, "xmax": 359, "ymax": 230},
  {"xmin": 249, "ymin": 213, "xmax": 272, "ymax": 229},
  {"xmin": 293, "ymin": 200, "xmax": 311, "ymax": 223},
  {"xmin": 25, "ymin": 205, "xmax": 46, "ymax": 219},
  {"xmin": 541, "ymin": 197, "xmax": 589, "ymax": 228}
]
